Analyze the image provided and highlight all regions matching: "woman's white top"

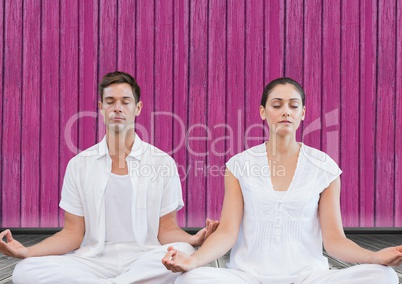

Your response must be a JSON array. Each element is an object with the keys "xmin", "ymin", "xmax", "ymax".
[{"xmin": 226, "ymin": 143, "xmax": 342, "ymax": 283}]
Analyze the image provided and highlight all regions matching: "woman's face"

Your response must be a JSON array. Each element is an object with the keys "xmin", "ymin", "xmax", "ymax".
[{"xmin": 260, "ymin": 83, "xmax": 306, "ymax": 136}]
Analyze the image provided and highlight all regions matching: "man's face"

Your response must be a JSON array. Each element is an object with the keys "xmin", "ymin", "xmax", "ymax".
[{"xmin": 98, "ymin": 83, "xmax": 142, "ymax": 133}]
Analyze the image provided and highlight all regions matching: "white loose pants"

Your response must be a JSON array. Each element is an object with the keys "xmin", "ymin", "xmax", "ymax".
[
  {"xmin": 175, "ymin": 264, "xmax": 399, "ymax": 284},
  {"xmin": 12, "ymin": 242, "xmax": 194, "ymax": 284}
]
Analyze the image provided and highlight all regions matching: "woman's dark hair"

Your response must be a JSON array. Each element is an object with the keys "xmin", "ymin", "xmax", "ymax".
[
  {"xmin": 260, "ymin": 77, "xmax": 305, "ymax": 107},
  {"xmin": 99, "ymin": 71, "xmax": 141, "ymax": 103}
]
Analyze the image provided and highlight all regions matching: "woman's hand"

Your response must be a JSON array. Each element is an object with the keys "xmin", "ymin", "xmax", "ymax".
[
  {"xmin": 369, "ymin": 245, "xmax": 402, "ymax": 266},
  {"xmin": 188, "ymin": 218, "xmax": 219, "ymax": 247},
  {"xmin": 162, "ymin": 246, "xmax": 198, "ymax": 272}
]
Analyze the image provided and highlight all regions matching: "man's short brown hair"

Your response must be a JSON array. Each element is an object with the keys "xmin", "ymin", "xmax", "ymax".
[{"xmin": 99, "ymin": 71, "xmax": 141, "ymax": 103}]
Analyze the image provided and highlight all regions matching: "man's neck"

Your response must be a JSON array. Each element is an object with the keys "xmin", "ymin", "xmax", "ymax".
[{"xmin": 106, "ymin": 129, "xmax": 135, "ymax": 158}]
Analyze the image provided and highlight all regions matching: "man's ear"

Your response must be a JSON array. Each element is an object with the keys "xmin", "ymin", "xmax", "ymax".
[
  {"xmin": 98, "ymin": 101, "xmax": 105, "ymax": 116},
  {"xmin": 135, "ymin": 101, "xmax": 143, "ymax": 117}
]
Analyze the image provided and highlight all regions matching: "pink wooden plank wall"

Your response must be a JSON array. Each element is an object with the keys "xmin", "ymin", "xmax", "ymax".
[{"xmin": 0, "ymin": 0, "xmax": 401, "ymax": 228}]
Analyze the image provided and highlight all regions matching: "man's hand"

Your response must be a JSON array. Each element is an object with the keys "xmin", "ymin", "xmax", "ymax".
[
  {"xmin": 188, "ymin": 218, "xmax": 219, "ymax": 247},
  {"xmin": 0, "ymin": 229, "xmax": 30, "ymax": 259},
  {"xmin": 162, "ymin": 246, "xmax": 197, "ymax": 273},
  {"xmin": 369, "ymin": 245, "xmax": 402, "ymax": 266}
]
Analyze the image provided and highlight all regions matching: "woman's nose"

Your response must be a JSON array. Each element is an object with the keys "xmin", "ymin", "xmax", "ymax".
[{"xmin": 282, "ymin": 107, "xmax": 290, "ymax": 117}]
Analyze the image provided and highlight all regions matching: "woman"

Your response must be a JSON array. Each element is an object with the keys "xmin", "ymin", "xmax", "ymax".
[{"xmin": 162, "ymin": 78, "xmax": 401, "ymax": 283}]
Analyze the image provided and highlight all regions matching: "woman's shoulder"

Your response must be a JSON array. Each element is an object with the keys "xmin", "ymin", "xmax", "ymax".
[
  {"xmin": 301, "ymin": 143, "xmax": 328, "ymax": 160},
  {"xmin": 301, "ymin": 143, "xmax": 341, "ymax": 176},
  {"xmin": 227, "ymin": 143, "xmax": 266, "ymax": 163},
  {"xmin": 225, "ymin": 143, "xmax": 266, "ymax": 178}
]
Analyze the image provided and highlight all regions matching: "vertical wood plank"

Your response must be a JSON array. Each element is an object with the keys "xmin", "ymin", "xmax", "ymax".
[
  {"xmin": 322, "ymin": 0, "xmax": 342, "ymax": 229},
  {"xmin": 375, "ymin": 0, "xmax": 396, "ymax": 227},
  {"xmin": 173, "ymin": 0, "xmax": 189, "ymax": 226},
  {"xmin": 358, "ymin": 0, "xmax": 377, "ymax": 227},
  {"xmin": 41, "ymin": 0, "xmax": 60, "ymax": 227},
  {"xmin": 21, "ymin": 0, "xmax": 41, "ymax": 227},
  {"xmin": 98, "ymin": 0, "xmax": 118, "ymax": 141},
  {"xmin": 99, "ymin": 0, "xmax": 117, "ymax": 77},
  {"xmin": 78, "ymin": 0, "xmax": 98, "ymax": 151},
  {"xmin": 245, "ymin": 0, "xmax": 264, "ymax": 149},
  {"xmin": 284, "ymin": 0, "xmax": 303, "ymax": 83},
  {"xmin": 302, "ymin": 0, "xmax": 322, "ymax": 150},
  {"xmin": 322, "ymin": 0, "xmax": 341, "ymax": 165},
  {"xmin": 264, "ymin": 0, "xmax": 285, "ymax": 141},
  {"xmin": 227, "ymin": 0, "xmax": 245, "ymax": 158},
  {"xmin": 187, "ymin": 0, "xmax": 208, "ymax": 226},
  {"xmin": 340, "ymin": 0, "xmax": 360, "ymax": 227},
  {"xmin": 0, "ymin": 0, "xmax": 3, "ymax": 227},
  {"xmin": 395, "ymin": 0, "xmax": 402, "ymax": 227},
  {"xmin": 154, "ymin": 0, "xmax": 174, "ymax": 154},
  {"xmin": 117, "ymin": 0, "xmax": 136, "ymax": 74},
  {"xmin": 265, "ymin": 0, "xmax": 284, "ymax": 81},
  {"xmin": 284, "ymin": 0, "xmax": 303, "ymax": 141},
  {"xmin": 59, "ymin": 0, "xmax": 79, "ymax": 226},
  {"xmin": 2, "ymin": 0, "xmax": 23, "ymax": 227},
  {"xmin": 136, "ymin": 0, "xmax": 155, "ymax": 143},
  {"xmin": 206, "ymin": 0, "xmax": 226, "ymax": 220}
]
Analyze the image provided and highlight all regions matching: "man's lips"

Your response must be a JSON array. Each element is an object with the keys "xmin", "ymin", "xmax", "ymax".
[
  {"xmin": 279, "ymin": 120, "xmax": 291, "ymax": 123},
  {"xmin": 111, "ymin": 116, "xmax": 124, "ymax": 121}
]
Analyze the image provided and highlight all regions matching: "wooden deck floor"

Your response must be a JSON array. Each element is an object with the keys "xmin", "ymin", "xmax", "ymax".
[{"xmin": 1, "ymin": 234, "xmax": 401, "ymax": 283}]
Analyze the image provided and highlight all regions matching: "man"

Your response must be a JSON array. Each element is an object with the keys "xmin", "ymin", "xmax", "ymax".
[{"xmin": 0, "ymin": 71, "xmax": 218, "ymax": 283}]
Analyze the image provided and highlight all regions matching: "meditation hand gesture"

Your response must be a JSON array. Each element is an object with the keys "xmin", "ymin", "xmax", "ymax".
[
  {"xmin": 0, "ymin": 229, "xmax": 29, "ymax": 259},
  {"xmin": 370, "ymin": 245, "xmax": 402, "ymax": 266},
  {"xmin": 188, "ymin": 218, "xmax": 219, "ymax": 247},
  {"xmin": 162, "ymin": 246, "xmax": 197, "ymax": 273}
]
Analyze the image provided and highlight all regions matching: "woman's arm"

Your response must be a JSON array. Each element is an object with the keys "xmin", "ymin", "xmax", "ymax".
[
  {"xmin": 162, "ymin": 168, "xmax": 244, "ymax": 272},
  {"xmin": 319, "ymin": 177, "xmax": 402, "ymax": 265}
]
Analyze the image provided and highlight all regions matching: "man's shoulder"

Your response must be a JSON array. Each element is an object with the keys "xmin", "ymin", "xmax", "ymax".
[
  {"xmin": 68, "ymin": 141, "xmax": 104, "ymax": 164},
  {"xmin": 139, "ymin": 140, "xmax": 174, "ymax": 163}
]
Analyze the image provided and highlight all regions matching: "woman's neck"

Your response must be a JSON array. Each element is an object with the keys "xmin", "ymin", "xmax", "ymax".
[{"xmin": 266, "ymin": 134, "xmax": 300, "ymax": 158}]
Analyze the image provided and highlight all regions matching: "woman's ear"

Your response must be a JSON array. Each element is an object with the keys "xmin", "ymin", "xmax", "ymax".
[
  {"xmin": 301, "ymin": 106, "xmax": 306, "ymax": 121},
  {"xmin": 259, "ymin": 105, "xmax": 266, "ymax": 120}
]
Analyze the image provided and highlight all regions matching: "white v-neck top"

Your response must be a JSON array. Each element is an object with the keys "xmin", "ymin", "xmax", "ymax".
[{"xmin": 226, "ymin": 143, "xmax": 342, "ymax": 283}]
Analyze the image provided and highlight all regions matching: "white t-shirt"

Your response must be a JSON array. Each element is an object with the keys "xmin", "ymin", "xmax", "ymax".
[
  {"xmin": 226, "ymin": 143, "xmax": 342, "ymax": 283},
  {"xmin": 59, "ymin": 134, "xmax": 184, "ymax": 257},
  {"xmin": 105, "ymin": 173, "xmax": 136, "ymax": 244}
]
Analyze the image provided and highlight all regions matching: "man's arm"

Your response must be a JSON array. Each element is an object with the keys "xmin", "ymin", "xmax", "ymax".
[
  {"xmin": 158, "ymin": 211, "xmax": 218, "ymax": 247},
  {"xmin": 0, "ymin": 211, "xmax": 84, "ymax": 259}
]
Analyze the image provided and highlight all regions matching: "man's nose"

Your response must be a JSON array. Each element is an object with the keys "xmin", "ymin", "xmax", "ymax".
[{"xmin": 114, "ymin": 102, "xmax": 122, "ymax": 112}]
